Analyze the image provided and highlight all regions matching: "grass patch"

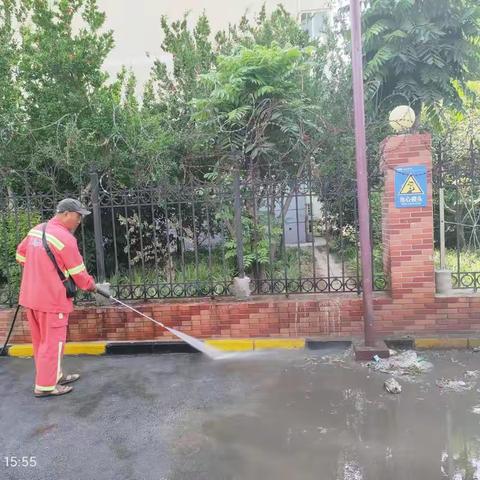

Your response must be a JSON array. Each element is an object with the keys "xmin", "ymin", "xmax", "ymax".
[
  {"xmin": 330, "ymin": 241, "xmax": 384, "ymax": 275},
  {"xmin": 435, "ymin": 249, "xmax": 480, "ymax": 272}
]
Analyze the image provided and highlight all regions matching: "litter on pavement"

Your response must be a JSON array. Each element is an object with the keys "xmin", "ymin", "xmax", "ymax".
[
  {"xmin": 384, "ymin": 377, "xmax": 402, "ymax": 394},
  {"xmin": 369, "ymin": 350, "xmax": 433, "ymax": 377}
]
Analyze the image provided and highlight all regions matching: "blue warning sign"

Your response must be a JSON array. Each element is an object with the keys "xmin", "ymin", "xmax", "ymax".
[{"xmin": 395, "ymin": 165, "xmax": 427, "ymax": 208}]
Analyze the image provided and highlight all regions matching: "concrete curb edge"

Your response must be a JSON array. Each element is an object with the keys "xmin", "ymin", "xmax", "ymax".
[{"xmin": 3, "ymin": 336, "xmax": 479, "ymax": 357}]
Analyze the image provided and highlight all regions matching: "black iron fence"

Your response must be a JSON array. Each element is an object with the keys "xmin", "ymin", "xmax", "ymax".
[
  {"xmin": 433, "ymin": 130, "xmax": 480, "ymax": 290},
  {"xmin": 0, "ymin": 167, "xmax": 387, "ymax": 306}
]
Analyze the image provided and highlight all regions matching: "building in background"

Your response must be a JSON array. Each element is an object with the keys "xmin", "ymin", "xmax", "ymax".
[{"xmin": 97, "ymin": 0, "xmax": 337, "ymax": 88}]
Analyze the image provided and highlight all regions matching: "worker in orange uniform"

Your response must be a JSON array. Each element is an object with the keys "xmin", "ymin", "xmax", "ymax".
[{"xmin": 16, "ymin": 199, "xmax": 98, "ymax": 398}]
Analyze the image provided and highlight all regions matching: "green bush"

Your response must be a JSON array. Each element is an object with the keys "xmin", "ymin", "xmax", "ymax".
[
  {"xmin": 0, "ymin": 210, "xmax": 40, "ymax": 303},
  {"xmin": 105, "ymin": 245, "xmax": 314, "ymax": 298},
  {"xmin": 0, "ymin": 210, "xmax": 40, "ymax": 262},
  {"xmin": 435, "ymin": 249, "xmax": 480, "ymax": 272}
]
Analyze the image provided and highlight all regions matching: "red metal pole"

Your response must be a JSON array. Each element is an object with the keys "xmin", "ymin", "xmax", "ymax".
[{"xmin": 349, "ymin": 0, "xmax": 376, "ymax": 346}]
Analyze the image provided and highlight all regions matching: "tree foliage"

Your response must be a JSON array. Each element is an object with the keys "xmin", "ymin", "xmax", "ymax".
[
  {"xmin": 0, "ymin": 0, "xmax": 179, "ymax": 192},
  {"xmin": 215, "ymin": 5, "xmax": 312, "ymax": 53},
  {"xmin": 0, "ymin": 1, "xmax": 25, "ymax": 181},
  {"xmin": 362, "ymin": 0, "xmax": 480, "ymax": 118},
  {"xmin": 1, "ymin": 0, "xmax": 479, "ymax": 194},
  {"xmin": 11, "ymin": 0, "xmax": 116, "ymax": 189},
  {"xmin": 192, "ymin": 45, "xmax": 319, "ymax": 178}
]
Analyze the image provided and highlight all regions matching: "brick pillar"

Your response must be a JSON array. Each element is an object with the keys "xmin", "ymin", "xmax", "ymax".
[{"xmin": 381, "ymin": 133, "xmax": 435, "ymax": 300}]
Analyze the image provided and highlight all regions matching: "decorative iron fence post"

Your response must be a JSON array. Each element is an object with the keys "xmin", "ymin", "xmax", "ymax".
[
  {"xmin": 90, "ymin": 170, "xmax": 106, "ymax": 283},
  {"xmin": 233, "ymin": 170, "xmax": 245, "ymax": 278}
]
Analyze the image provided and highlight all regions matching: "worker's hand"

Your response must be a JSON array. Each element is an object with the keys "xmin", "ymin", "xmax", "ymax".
[{"xmin": 95, "ymin": 284, "xmax": 111, "ymax": 299}]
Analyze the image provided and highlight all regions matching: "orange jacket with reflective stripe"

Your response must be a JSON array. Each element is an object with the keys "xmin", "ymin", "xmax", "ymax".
[{"xmin": 16, "ymin": 218, "xmax": 95, "ymax": 313}]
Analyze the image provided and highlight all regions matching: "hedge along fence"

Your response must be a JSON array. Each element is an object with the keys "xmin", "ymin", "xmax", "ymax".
[{"xmin": 0, "ymin": 208, "xmax": 41, "ymax": 306}]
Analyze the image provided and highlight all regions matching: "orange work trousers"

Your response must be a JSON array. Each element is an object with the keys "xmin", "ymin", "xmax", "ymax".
[{"xmin": 26, "ymin": 309, "xmax": 68, "ymax": 392}]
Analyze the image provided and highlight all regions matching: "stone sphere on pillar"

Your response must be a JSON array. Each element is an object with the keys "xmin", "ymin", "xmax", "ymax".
[{"xmin": 389, "ymin": 105, "xmax": 416, "ymax": 132}]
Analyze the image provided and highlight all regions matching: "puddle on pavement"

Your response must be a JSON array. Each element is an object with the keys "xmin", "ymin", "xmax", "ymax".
[
  {"xmin": 166, "ymin": 349, "xmax": 480, "ymax": 480},
  {"xmin": 4, "ymin": 348, "xmax": 480, "ymax": 479}
]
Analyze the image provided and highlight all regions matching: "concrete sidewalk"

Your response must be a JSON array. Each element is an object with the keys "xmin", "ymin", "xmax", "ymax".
[{"xmin": 1, "ymin": 349, "xmax": 480, "ymax": 479}]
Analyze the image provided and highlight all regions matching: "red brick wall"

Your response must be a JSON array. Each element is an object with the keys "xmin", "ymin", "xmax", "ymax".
[
  {"xmin": 381, "ymin": 133, "xmax": 435, "ymax": 299},
  {"xmin": 2, "ymin": 133, "xmax": 480, "ymax": 344},
  {"xmin": 3, "ymin": 292, "xmax": 480, "ymax": 344}
]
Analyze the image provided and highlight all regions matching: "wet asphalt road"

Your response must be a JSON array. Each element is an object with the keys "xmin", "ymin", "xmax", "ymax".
[{"xmin": 1, "ymin": 348, "xmax": 480, "ymax": 480}]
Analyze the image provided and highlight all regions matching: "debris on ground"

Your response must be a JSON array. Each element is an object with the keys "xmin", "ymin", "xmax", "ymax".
[
  {"xmin": 436, "ymin": 370, "xmax": 480, "ymax": 392},
  {"xmin": 436, "ymin": 378, "xmax": 474, "ymax": 392},
  {"xmin": 369, "ymin": 350, "xmax": 433, "ymax": 377},
  {"xmin": 301, "ymin": 347, "xmax": 354, "ymax": 370},
  {"xmin": 384, "ymin": 378, "xmax": 402, "ymax": 394},
  {"xmin": 388, "ymin": 349, "xmax": 398, "ymax": 356},
  {"xmin": 449, "ymin": 356, "xmax": 467, "ymax": 368}
]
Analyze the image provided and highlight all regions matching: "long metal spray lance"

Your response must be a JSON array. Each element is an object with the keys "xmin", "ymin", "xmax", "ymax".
[
  {"xmin": 350, "ymin": 0, "xmax": 376, "ymax": 346},
  {"xmin": 109, "ymin": 296, "xmax": 168, "ymax": 330},
  {"xmin": 95, "ymin": 287, "xmax": 167, "ymax": 328},
  {"xmin": 95, "ymin": 287, "xmax": 222, "ymax": 358}
]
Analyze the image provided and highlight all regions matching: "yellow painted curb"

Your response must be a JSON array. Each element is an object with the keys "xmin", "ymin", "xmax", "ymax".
[
  {"xmin": 8, "ymin": 344, "xmax": 33, "ymax": 357},
  {"xmin": 8, "ymin": 342, "xmax": 106, "ymax": 357},
  {"xmin": 205, "ymin": 339, "xmax": 254, "ymax": 351},
  {"xmin": 254, "ymin": 338, "xmax": 305, "ymax": 350},
  {"xmin": 64, "ymin": 342, "xmax": 106, "ymax": 355},
  {"xmin": 415, "ymin": 338, "xmax": 468, "ymax": 350},
  {"xmin": 468, "ymin": 339, "xmax": 480, "ymax": 349}
]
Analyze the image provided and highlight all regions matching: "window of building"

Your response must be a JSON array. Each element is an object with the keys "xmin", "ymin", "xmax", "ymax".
[{"xmin": 300, "ymin": 10, "xmax": 329, "ymax": 39}]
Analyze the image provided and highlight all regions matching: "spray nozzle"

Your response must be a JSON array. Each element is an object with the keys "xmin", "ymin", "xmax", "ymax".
[{"xmin": 95, "ymin": 285, "xmax": 111, "ymax": 299}]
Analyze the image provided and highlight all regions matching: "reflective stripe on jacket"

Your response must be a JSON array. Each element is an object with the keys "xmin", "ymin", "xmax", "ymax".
[{"xmin": 16, "ymin": 218, "xmax": 95, "ymax": 313}]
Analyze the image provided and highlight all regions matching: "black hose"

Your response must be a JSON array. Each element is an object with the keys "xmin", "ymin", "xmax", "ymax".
[{"xmin": 0, "ymin": 304, "xmax": 21, "ymax": 356}]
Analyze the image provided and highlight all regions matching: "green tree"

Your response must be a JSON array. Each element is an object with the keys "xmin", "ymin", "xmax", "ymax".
[
  {"xmin": 142, "ymin": 7, "xmax": 337, "ymax": 278},
  {"xmin": 191, "ymin": 44, "xmax": 324, "ymax": 276},
  {"xmin": 14, "ymin": 0, "xmax": 116, "ymax": 190},
  {"xmin": 143, "ymin": 12, "xmax": 215, "ymax": 180},
  {"xmin": 215, "ymin": 5, "xmax": 312, "ymax": 53},
  {"xmin": 192, "ymin": 45, "xmax": 319, "ymax": 178},
  {"xmin": 362, "ymin": 0, "xmax": 480, "ymax": 119},
  {"xmin": 0, "ymin": 1, "xmax": 26, "ymax": 188},
  {"xmin": 0, "ymin": 0, "xmax": 174, "ymax": 191},
  {"xmin": 145, "ymin": 6, "xmax": 320, "ymax": 181}
]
